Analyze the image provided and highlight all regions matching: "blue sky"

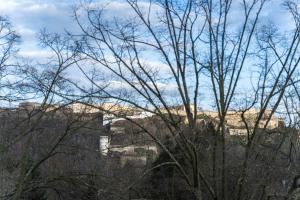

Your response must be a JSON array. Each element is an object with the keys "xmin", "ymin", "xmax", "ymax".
[
  {"xmin": 0, "ymin": 0, "xmax": 293, "ymax": 59},
  {"xmin": 0, "ymin": 0, "xmax": 76, "ymax": 59},
  {"xmin": 0, "ymin": 0, "xmax": 297, "ymax": 110}
]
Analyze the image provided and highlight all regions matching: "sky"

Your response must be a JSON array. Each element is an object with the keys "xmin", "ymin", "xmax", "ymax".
[
  {"xmin": 0, "ymin": 0, "xmax": 297, "ymax": 110},
  {"xmin": 0, "ymin": 0, "xmax": 76, "ymax": 59},
  {"xmin": 0, "ymin": 0, "xmax": 158, "ymax": 59},
  {"xmin": 0, "ymin": 0, "xmax": 293, "ymax": 60}
]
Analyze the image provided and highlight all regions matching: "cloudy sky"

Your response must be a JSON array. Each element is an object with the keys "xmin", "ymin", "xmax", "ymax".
[
  {"xmin": 0, "ymin": 0, "xmax": 76, "ymax": 59},
  {"xmin": 0, "ymin": 0, "xmax": 297, "ymax": 109},
  {"xmin": 0, "ymin": 0, "xmax": 293, "ymax": 60},
  {"xmin": 0, "ymin": 0, "xmax": 157, "ymax": 59}
]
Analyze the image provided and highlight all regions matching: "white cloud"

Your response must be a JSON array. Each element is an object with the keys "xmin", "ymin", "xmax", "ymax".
[
  {"xmin": 100, "ymin": 78, "xmax": 179, "ymax": 95},
  {"xmin": 17, "ymin": 50, "xmax": 54, "ymax": 59},
  {"xmin": 86, "ymin": 1, "xmax": 160, "ymax": 11},
  {"xmin": 26, "ymin": 3, "xmax": 57, "ymax": 12},
  {"xmin": 0, "ymin": 0, "xmax": 25, "ymax": 13},
  {"xmin": 16, "ymin": 26, "xmax": 35, "ymax": 39},
  {"xmin": 0, "ymin": 0, "xmax": 77, "ymax": 60}
]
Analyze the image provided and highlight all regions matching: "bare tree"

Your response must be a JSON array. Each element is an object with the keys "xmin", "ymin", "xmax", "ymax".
[
  {"xmin": 0, "ymin": 16, "xmax": 19, "ymax": 103},
  {"xmin": 3, "ymin": 0, "xmax": 300, "ymax": 200},
  {"xmin": 62, "ymin": 0, "xmax": 276, "ymax": 199}
]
